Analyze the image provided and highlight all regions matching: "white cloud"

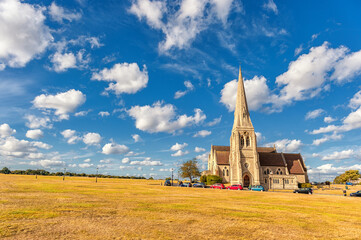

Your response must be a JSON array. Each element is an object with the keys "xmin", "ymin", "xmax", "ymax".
[
  {"xmin": 193, "ymin": 130, "xmax": 211, "ymax": 137},
  {"xmin": 0, "ymin": 0, "xmax": 53, "ymax": 69},
  {"xmin": 349, "ymin": 90, "xmax": 361, "ymax": 109},
  {"xmin": 127, "ymin": 101, "xmax": 206, "ymax": 133},
  {"xmin": 83, "ymin": 132, "xmax": 102, "ymax": 146},
  {"xmin": 220, "ymin": 76, "xmax": 273, "ymax": 112},
  {"xmin": 171, "ymin": 150, "xmax": 189, "ymax": 157},
  {"xmin": 268, "ymin": 139, "xmax": 302, "ymax": 152},
  {"xmin": 263, "ymin": 0, "xmax": 278, "ymax": 14},
  {"xmin": 159, "ymin": 168, "xmax": 172, "ymax": 172},
  {"xmin": 0, "ymin": 123, "xmax": 16, "ymax": 138},
  {"xmin": 305, "ymin": 109, "xmax": 325, "ymax": 120},
  {"xmin": 122, "ymin": 157, "xmax": 130, "ymax": 164},
  {"xmin": 255, "ymin": 132, "xmax": 265, "ymax": 142},
  {"xmin": 99, "ymin": 111, "xmax": 110, "ymax": 117},
  {"xmin": 102, "ymin": 143, "xmax": 130, "ymax": 155},
  {"xmin": 49, "ymin": 2, "xmax": 81, "ymax": 23},
  {"xmin": 129, "ymin": 0, "xmax": 234, "ymax": 53},
  {"xmin": 294, "ymin": 45, "xmax": 303, "ymax": 56},
  {"xmin": 195, "ymin": 147, "xmax": 206, "ymax": 152},
  {"xmin": 92, "ymin": 63, "xmax": 148, "ymax": 95},
  {"xmin": 170, "ymin": 142, "xmax": 188, "ymax": 151},
  {"xmin": 75, "ymin": 110, "xmax": 90, "ymax": 117},
  {"xmin": 33, "ymin": 89, "xmax": 86, "ymax": 120},
  {"xmin": 0, "ymin": 136, "xmax": 51, "ymax": 158},
  {"xmin": 196, "ymin": 152, "xmax": 208, "ymax": 162},
  {"xmin": 321, "ymin": 149, "xmax": 354, "ymax": 161},
  {"xmin": 174, "ymin": 81, "xmax": 194, "ymax": 99},
  {"xmin": 206, "ymin": 116, "xmax": 222, "ymax": 126},
  {"xmin": 30, "ymin": 159, "xmax": 65, "ymax": 168},
  {"xmin": 26, "ymin": 129, "xmax": 44, "ymax": 140},
  {"xmin": 100, "ymin": 159, "xmax": 112, "ymax": 163},
  {"xmin": 312, "ymin": 133, "xmax": 343, "ymax": 146},
  {"xmin": 78, "ymin": 163, "xmax": 94, "ymax": 168},
  {"xmin": 84, "ymin": 158, "xmax": 91, "ymax": 163},
  {"xmin": 25, "ymin": 115, "xmax": 52, "ymax": 129},
  {"xmin": 331, "ymin": 50, "xmax": 361, "ymax": 83},
  {"xmin": 132, "ymin": 134, "xmax": 141, "ymax": 143},
  {"xmin": 50, "ymin": 50, "xmax": 89, "ymax": 72},
  {"xmin": 324, "ymin": 116, "xmax": 337, "ymax": 123},
  {"xmin": 130, "ymin": 159, "xmax": 163, "ymax": 166},
  {"xmin": 61, "ymin": 129, "xmax": 81, "ymax": 144}
]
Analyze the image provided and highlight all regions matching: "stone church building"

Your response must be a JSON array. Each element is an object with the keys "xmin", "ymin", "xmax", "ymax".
[{"xmin": 207, "ymin": 67, "xmax": 308, "ymax": 190}]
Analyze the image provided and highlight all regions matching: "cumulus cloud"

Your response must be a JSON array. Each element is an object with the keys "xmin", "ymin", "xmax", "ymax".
[
  {"xmin": 78, "ymin": 163, "xmax": 94, "ymax": 168},
  {"xmin": 130, "ymin": 159, "xmax": 163, "ymax": 166},
  {"xmin": 26, "ymin": 129, "xmax": 44, "ymax": 140},
  {"xmin": 171, "ymin": 150, "xmax": 189, "ymax": 157},
  {"xmin": 50, "ymin": 50, "xmax": 89, "ymax": 72},
  {"xmin": 102, "ymin": 143, "xmax": 130, "ymax": 155},
  {"xmin": 99, "ymin": 111, "xmax": 110, "ymax": 117},
  {"xmin": 49, "ymin": 2, "xmax": 81, "ymax": 23},
  {"xmin": 255, "ymin": 132, "xmax": 265, "ymax": 142},
  {"xmin": 83, "ymin": 158, "xmax": 91, "ymax": 163},
  {"xmin": 0, "ymin": 0, "xmax": 53, "ymax": 69},
  {"xmin": 75, "ymin": 110, "xmax": 90, "ymax": 117},
  {"xmin": 127, "ymin": 101, "xmax": 206, "ymax": 133},
  {"xmin": 122, "ymin": 157, "xmax": 130, "ymax": 164},
  {"xmin": 349, "ymin": 90, "xmax": 361, "ymax": 109},
  {"xmin": 61, "ymin": 129, "xmax": 81, "ymax": 144},
  {"xmin": 129, "ymin": 0, "xmax": 234, "ymax": 53},
  {"xmin": 25, "ymin": 115, "xmax": 52, "ymax": 129},
  {"xmin": 312, "ymin": 133, "xmax": 343, "ymax": 146},
  {"xmin": 267, "ymin": 139, "xmax": 302, "ymax": 152},
  {"xmin": 92, "ymin": 63, "xmax": 148, "ymax": 95},
  {"xmin": 0, "ymin": 136, "xmax": 51, "ymax": 158},
  {"xmin": 132, "ymin": 134, "xmax": 141, "ymax": 143},
  {"xmin": 30, "ymin": 159, "xmax": 65, "ymax": 168},
  {"xmin": 305, "ymin": 109, "xmax": 325, "ymax": 120},
  {"xmin": 196, "ymin": 152, "xmax": 208, "ymax": 162},
  {"xmin": 331, "ymin": 50, "xmax": 361, "ymax": 83},
  {"xmin": 83, "ymin": 132, "xmax": 102, "ymax": 146},
  {"xmin": 263, "ymin": 0, "xmax": 278, "ymax": 14},
  {"xmin": 170, "ymin": 142, "xmax": 188, "ymax": 151},
  {"xmin": 324, "ymin": 116, "xmax": 337, "ymax": 123},
  {"xmin": 308, "ymin": 163, "xmax": 361, "ymax": 180},
  {"xmin": 206, "ymin": 116, "xmax": 222, "ymax": 126},
  {"xmin": 0, "ymin": 124, "xmax": 16, "ymax": 138},
  {"xmin": 174, "ymin": 81, "xmax": 194, "ymax": 99},
  {"xmin": 321, "ymin": 149, "xmax": 354, "ymax": 161},
  {"xmin": 220, "ymin": 76, "xmax": 273, "ymax": 112},
  {"xmin": 33, "ymin": 89, "xmax": 86, "ymax": 120},
  {"xmin": 193, "ymin": 130, "xmax": 211, "ymax": 137},
  {"xmin": 194, "ymin": 147, "xmax": 206, "ymax": 152}
]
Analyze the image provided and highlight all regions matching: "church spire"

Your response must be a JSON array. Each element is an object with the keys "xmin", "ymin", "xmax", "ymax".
[{"xmin": 233, "ymin": 65, "xmax": 253, "ymax": 129}]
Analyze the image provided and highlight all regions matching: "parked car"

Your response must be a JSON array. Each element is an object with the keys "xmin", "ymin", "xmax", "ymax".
[
  {"xmin": 180, "ymin": 182, "xmax": 192, "ymax": 187},
  {"xmin": 211, "ymin": 183, "xmax": 225, "ymax": 189},
  {"xmin": 350, "ymin": 190, "xmax": 361, "ymax": 197},
  {"xmin": 346, "ymin": 182, "xmax": 354, "ymax": 186},
  {"xmin": 164, "ymin": 180, "xmax": 171, "ymax": 186},
  {"xmin": 293, "ymin": 188, "xmax": 313, "ymax": 194},
  {"xmin": 250, "ymin": 185, "xmax": 265, "ymax": 191},
  {"xmin": 193, "ymin": 182, "xmax": 206, "ymax": 188},
  {"xmin": 226, "ymin": 184, "xmax": 243, "ymax": 190}
]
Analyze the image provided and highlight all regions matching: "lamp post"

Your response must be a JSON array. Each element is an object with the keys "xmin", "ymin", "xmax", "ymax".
[
  {"xmin": 171, "ymin": 168, "xmax": 174, "ymax": 186},
  {"xmin": 63, "ymin": 167, "xmax": 66, "ymax": 181},
  {"xmin": 96, "ymin": 167, "xmax": 99, "ymax": 183}
]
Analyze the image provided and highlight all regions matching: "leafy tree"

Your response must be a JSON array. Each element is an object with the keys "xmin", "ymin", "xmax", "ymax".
[
  {"xmin": 206, "ymin": 175, "xmax": 223, "ymax": 185},
  {"xmin": 0, "ymin": 167, "xmax": 11, "ymax": 174},
  {"xmin": 200, "ymin": 175, "xmax": 207, "ymax": 183},
  {"xmin": 334, "ymin": 170, "xmax": 360, "ymax": 184},
  {"xmin": 179, "ymin": 158, "xmax": 201, "ymax": 183}
]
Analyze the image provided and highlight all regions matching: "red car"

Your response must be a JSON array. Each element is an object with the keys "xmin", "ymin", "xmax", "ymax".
[
  {"xmin": 226, "ymin": 184, "xmax": 243, "ymax": 190},
  {"xmin": 211, "ymin": 183, "xmax": 225, "ymax": 189}
]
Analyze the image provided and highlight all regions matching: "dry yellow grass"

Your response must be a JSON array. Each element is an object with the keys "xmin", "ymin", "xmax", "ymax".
[{"xmin": 1, "ymin": 174, "xmax": 361, "ymax": 239}]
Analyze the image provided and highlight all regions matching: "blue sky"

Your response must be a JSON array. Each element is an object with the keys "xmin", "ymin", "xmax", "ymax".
[{"xmin": 1, "ymin": 0, "xmax": 361, "ymax": 181}]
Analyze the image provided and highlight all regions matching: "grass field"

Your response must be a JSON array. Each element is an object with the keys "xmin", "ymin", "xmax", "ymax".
[{"xmin": 1, "ymin": 174, "xmax": 361, "ymax": 239}]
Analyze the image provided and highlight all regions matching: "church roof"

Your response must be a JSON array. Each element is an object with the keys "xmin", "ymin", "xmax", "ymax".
[
  {"xmin": 283, "ymin": 153, "xmax": 307, "ymax": 175},
  {"xmin": 258, "ymin": 152, "xmax": 285, "ymax": 166},
  {"xmin": 215, "ymin": 151, "xmax": 230, "ymax": 165}
]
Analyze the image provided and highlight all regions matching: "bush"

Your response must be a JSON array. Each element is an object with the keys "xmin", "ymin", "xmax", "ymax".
[
  {"xmin": 298, "ymin": 183, "xmax": 312, "ymax": 188},
  {"xmin": 206, "ymin": 175, "xmax": 223, "ymax": 185},
  {"xmin": 200, "ymin": 175, "xmax": 207, "ymax": 183}
]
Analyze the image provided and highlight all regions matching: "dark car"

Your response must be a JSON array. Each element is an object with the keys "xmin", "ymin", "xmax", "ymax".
[
  {"xmin": 193, "ymin": 182, "xmax": 206, "ymax": 188},
  {"xmin": 350, "ymin": 190, "xmax": 361, "ymax": 197},
  {"xmin": 293, "ymin": 188, "xmax": 313, "ymax": 194},
  {"xmin": 164, "ymin": 180, "xmax": 171, "ymax": 186},
  {"xmin": 180, "ymin": 182, "xmax": 192, "ymax": 187}
]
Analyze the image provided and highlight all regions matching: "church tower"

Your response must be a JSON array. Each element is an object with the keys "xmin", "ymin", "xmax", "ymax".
[{"xmin": 229, "ymin": 66, "xmax": 261, "ymax": 186}]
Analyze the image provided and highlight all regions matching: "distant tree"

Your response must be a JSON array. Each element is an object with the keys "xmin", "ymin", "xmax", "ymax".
[
  {"xmin": 179, "ymin": 158, "xmax": 201, "ymax": 183},
  {"xmin": 148, "ymin": 177, "xmax": 154, "ymax": 180},
  {"xmin": 0, "ymin": 167, "xmax": 11, "ymax": 174},
  {"xmin": 334, "ymin": 170, "xmax": 360, "ymax": 184},
  {"xmin": 200, "ymin": 175, "xmax": 207, "ymax": 183}
]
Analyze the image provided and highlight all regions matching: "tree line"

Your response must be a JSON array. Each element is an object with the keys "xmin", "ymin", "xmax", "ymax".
[{"xmin": 0, "ymin": 167, "xmax": 147, "ymax": 179}]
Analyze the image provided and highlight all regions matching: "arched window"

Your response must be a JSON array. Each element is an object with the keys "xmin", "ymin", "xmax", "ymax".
[
  {"xmin": 265, "ymin": 178, "xmax": 267, "ymax": 183},
  {"xmin": 240, "ymin": 136, "xmax": 244, "ymax": 147},
  {"xmin": 276, "ymin": 168, "xmax": 283, "ymax": 175},
  {"xmin": 266, "ymin": 169, "xmax": 270, "ymax": 175},
  {"xmin": 264, "ymin": 170, "xmax": 267, "ymax": 174},
  {"xmin": 223, "ymin": 169, "xmax": 225, "ymax": 176},
  {"xmin": 246, "ymin": 137, "xmax": 250, "ymax": 147},
  {"xmin": 226, "ymin": 169, "xmax": 229, "ymax": 176}
]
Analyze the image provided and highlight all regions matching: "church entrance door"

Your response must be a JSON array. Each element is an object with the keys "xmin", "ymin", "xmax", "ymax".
[{"xmin": 243, "ymin": 175, "xmax": 250, "ymax": 188}]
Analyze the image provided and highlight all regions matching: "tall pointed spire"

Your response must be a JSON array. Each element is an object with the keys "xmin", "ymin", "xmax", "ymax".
[{"xmin": 233, "ymin": 65, "xmax": 253, "ymax": 129}]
